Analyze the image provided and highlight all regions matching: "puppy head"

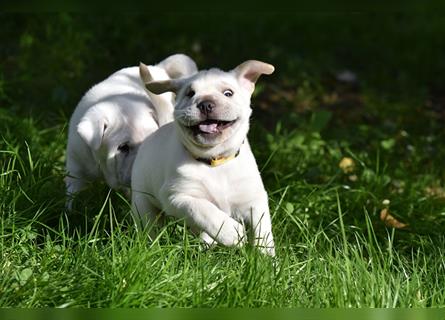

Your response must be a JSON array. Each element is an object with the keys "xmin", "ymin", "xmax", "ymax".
[
  {"xmin": 77, "ymin": 106, "xmax": 154, "ymax": 189},
  {"xmin": 145, "ymin": 60, "xmax": 274, "ymax": 158}
]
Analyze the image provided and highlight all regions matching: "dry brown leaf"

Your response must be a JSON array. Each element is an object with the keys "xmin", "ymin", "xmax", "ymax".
[
  {"xmin": 425, "ymin": 186, "xmax": 445, "ymax": 199},
  {"xmin": 322, "ymin": 92, "xmax": 339, "ymax": 104},
  {"xmin": 339, "ymin": 157, "xmax": 355, "ymax": 174},
  {"xmin": 380, "ymin": 208, "xmax": 408, "ymax": 229}
]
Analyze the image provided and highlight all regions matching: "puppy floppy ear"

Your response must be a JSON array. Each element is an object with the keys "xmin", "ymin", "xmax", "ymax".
[
  {"xmin": 139, "ymin": 62, "xmax": 154, "ymax": 84},
  {"xmin": 77, "ymin": 118, "xmax": 107, "ymax": 150},
  {"xmin": 139, "ymin": 62, "xmax": 170, "ymax": 83},
  {"xmin": 145, "ymin": 79, "xmax": 184, "ymax": 95},
  {"xmin": 139, "ymin": 62, "xmax": 175, "ymax": 126},
  {"xmin": 140, "ymin": 62, "xmax": 184, "ymax": 94},
  {"xmin": 232, "ymin": 60, "xmax": 275, "ymax": 94}
]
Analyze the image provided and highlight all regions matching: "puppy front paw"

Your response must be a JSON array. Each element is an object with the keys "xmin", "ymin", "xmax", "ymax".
[
  {"xmin": 259, "ymin": 244, "xmax": 276, "ymax": 257},
  {"xmin": 199, "ymin": 231, "xmax": 217, "ymax": 248},
  {"xmin": 254, "ymin": 234, "xmax": 275, "ymax": 257},
  {"xmin": 216, "ymin": 220, "xmax": 246, "ymax": 247}
]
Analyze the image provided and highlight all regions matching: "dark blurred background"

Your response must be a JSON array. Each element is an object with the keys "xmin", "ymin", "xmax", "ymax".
[{"xmin": 1, "ymin": 13, "xmax": 444, "ymax": 124}]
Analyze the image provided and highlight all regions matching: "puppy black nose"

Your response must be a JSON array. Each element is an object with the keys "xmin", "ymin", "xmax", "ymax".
[{"xmin": 197, "ymin": 100, "xmax": 215, "ymax": 115}]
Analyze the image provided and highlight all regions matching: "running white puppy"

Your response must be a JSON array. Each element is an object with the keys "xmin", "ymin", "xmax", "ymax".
[
  {"xmin": 65, "ymin": 54, "xmax": 197, "ymax": 209},
  {"xmin": 132, "ymin": 60, "xmax": 275, "ymax": 256}
]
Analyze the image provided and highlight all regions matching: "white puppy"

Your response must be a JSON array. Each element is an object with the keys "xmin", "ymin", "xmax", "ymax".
[
  {"xmin": 132, "ymin": 60, "xmax": 275, "ymax": 256},
  {"xmin": 65, "ymin": 54, "xmax": 197, "ymax": 209}
]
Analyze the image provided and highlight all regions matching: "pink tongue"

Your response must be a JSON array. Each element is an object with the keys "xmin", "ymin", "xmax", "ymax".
[{"xmin": 199, "ymin": 123, "xmax": 218, "ymax": 133}]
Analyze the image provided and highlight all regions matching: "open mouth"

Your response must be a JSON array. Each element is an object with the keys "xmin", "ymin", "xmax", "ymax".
[{"xmin": 189, "ymin": 119, "xmax": 236, "ymax": 135}]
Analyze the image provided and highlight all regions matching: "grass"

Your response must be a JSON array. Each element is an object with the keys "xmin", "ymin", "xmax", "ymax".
[{"xmin": 1, "ymin": 13, "xmax": 445, "ymax": 307}]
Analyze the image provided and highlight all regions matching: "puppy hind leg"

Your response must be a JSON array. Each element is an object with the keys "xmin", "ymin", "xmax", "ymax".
[
  {"xmin": 246, "ymin": 203, "xmax": 275, "ymax": 257},
  {"xmin": 65, "ymin": 174, "xmax": 87, "ymax": 210},
  {"xmin": 131, "ymin": 193, "xmax": 162, "ymax": 240}
]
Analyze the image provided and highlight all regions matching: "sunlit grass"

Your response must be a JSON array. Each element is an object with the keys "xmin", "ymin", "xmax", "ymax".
[{"xmin": 1, "ymin": 105, "xmax": 444, "ymax": 307}]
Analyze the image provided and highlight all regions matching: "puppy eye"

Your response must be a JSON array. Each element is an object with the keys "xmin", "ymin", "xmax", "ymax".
[
  {"xmin": 223, "ymin": 89, "xmax": 233, "ymax": 97},
  {"xmin": 186, "ymin": 89, "xmax": 195, "ymax": 98},
  {"xmin": 117, "ymin": 143, "xmax": 130, "ymax": 154}
]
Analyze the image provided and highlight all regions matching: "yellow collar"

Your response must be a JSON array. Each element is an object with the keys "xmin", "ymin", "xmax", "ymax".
[{"xmin": 196, "ymin": 149, "xmax": 240, "ymax": 167}]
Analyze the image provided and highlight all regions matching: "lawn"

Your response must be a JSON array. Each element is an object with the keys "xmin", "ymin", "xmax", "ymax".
[{"xmin": 1, "ymin": 13, "xmax": 445, "ymax": 307}]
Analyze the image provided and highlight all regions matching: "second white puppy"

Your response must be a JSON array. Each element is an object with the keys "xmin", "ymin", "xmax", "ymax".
[
  {"xmin": 132, "ymin": 60, "xmax": 275, "ymax": 256},
  {"xmin": 65, "ymin": 54, "xmax": 197, "ymax": 209}
]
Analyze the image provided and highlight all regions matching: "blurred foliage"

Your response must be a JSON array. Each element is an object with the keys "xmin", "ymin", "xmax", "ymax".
[{"xmin": 1, "ymin": 13, "xmax": 445, "ymax": 118}]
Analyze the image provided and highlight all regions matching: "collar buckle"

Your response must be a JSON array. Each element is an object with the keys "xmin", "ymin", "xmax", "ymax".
[{"xmin": 196, "ymin": 149, "xmax": 240, "ymax": 167}]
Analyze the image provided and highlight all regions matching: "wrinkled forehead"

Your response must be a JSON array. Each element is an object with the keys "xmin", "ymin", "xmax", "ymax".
[
  {"xmin": 185, "ymin": 69, "xmax": 238, "ymax": 91},
  {"xmin": 104, "ymin": 117, "xmax": 148, "ymax": 146}
]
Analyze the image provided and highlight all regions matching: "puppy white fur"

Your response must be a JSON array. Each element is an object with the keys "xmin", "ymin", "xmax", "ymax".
[
  {"xmin": 65, "ymin": 54, "xmax": 197, "ymax": 209},
  {"xmin": 132, "ymin": 60, "xmax": 275, "ymax": 256}
]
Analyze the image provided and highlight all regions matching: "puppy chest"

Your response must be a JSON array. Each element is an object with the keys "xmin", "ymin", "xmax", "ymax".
[{"xmin": 189, "ymin": 169, "xmax": 254, "ymax": 215}]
